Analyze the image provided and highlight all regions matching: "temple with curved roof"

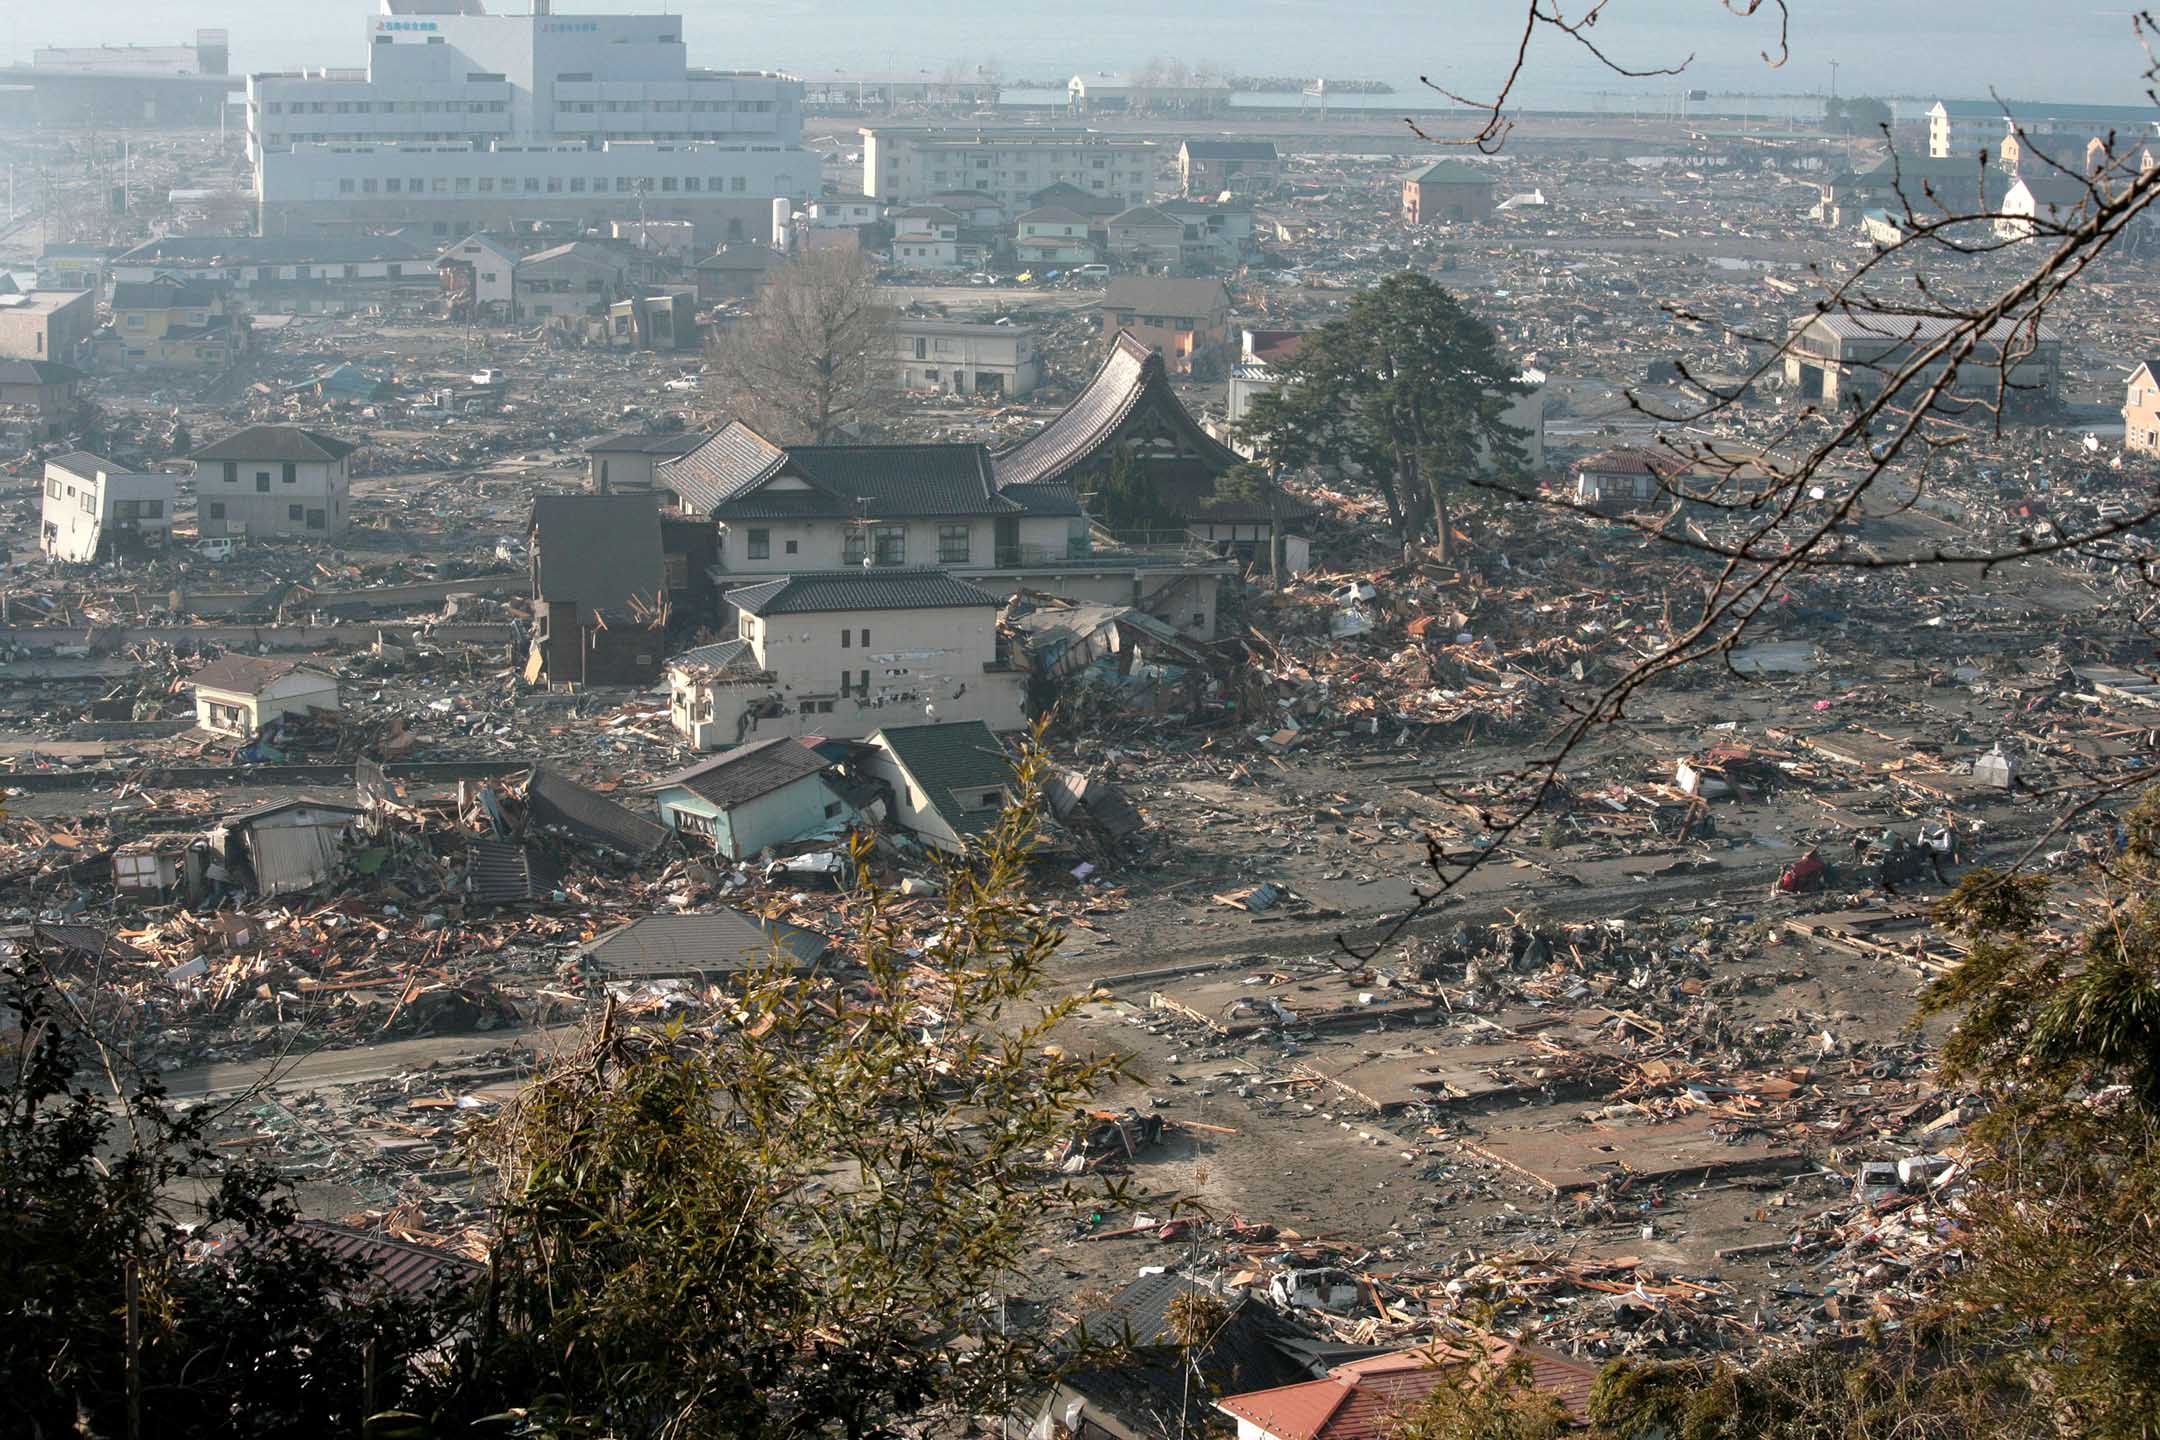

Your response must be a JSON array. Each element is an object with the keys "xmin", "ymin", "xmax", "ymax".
[{"xmin": 995, "ymin": 332, "xmax": 1305, "ymax": 550}]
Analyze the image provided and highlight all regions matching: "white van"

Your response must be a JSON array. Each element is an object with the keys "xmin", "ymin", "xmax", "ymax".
[
  {"xmin": 194, "ymin": 538, "xmax": 238, "ymax": 562},
  {"xmin": 1075, "ymin": 263, "xmax": 1110, "ymax": 282}
]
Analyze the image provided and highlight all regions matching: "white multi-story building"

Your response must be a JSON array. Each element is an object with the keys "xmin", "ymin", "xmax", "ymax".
[
  {"xmin": 860, "ymin": 126, "xmax": 1155, "ymax": 210},
  {"xmin": 249, "ymin": 0, "xmax": 817, "ymax": 242}
]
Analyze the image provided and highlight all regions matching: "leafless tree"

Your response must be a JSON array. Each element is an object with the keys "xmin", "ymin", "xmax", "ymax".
[
  {"xmin": 706, "ymin": 245, "xmax": 895, "ymax": 444},
  {"xmin": 1340, "ymin": 7, "xmax": 2160, "ymax": 964}
]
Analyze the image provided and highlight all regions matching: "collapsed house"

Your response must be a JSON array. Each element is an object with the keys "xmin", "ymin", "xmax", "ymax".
[{"xmin": 526, "ymin": 494, "xmax": 669, "ymax": 687}]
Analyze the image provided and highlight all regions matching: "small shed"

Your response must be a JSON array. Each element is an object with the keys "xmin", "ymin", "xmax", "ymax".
[
  {"xmin": 189, "ymin": 655, "xmax": 340, "ymax": 736},
  {"xmin": 646, "ymin": 736, "xmax": 851, "ymax": 860},
  {"xmin": 214, "ymin": 797, "xmax": 361, "ymax": 896}
]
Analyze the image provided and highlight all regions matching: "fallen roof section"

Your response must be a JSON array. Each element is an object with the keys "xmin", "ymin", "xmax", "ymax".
[{"xmin": 582, "ymin": 910, "xmax": 831, "ymax": 980}]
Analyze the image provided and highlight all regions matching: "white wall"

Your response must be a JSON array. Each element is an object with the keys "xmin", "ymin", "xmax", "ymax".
[
  {"xmin": 40, "ymin": 462, "xmax": 172, "ymax": 563},
  {"xmin": 680, "ymin": 602, "xmax": 1029, "ymax": 745},
  {"xmin": 195, "ymin": 673, "xmax": 340, "ymax": 735},
  {"xmin": 197, "ymin": 454, "xmax": 349, "ymax": 540},
  {"xmin": 715, "ymin": 513, "xmax": 1071, "ymax": 576}
]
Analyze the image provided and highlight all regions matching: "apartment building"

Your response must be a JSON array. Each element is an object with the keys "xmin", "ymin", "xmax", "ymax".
[
  {"xmin": 248, "ymin": 0, "xmax": 816, "ymax": 241},
  {"xmin": 1927, "ymin": 98, "xmax": 2158, "ymax": 159},
  {"xmin": 860, "ymin": 126, "xmax": 1155, "ymax": 210}
]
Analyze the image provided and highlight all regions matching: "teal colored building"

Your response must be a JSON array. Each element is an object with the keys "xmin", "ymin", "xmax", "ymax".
[{"xmin": 645, "ymin": 736, "xmax": 853, "ymax": 861}]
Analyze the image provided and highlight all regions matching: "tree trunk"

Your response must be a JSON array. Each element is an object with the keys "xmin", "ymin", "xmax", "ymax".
[{"xmin": 1430, "ymin": 472, "xmax": 1452, "ymax": 563}]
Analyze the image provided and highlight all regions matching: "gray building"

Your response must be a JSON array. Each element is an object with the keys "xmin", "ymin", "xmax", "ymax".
[
  {"xmin": 586, "ymin": 427, "xmax": 714, "ymax": 495},
  {"xmin": 190, "ymin": 425, "xmax": 360, "ymax": 540},
  {"xmin": 860, "ymin": 126, "xmax": 1155, "ymax": 209},
  {"xmin": 891, "ymin": 318, "xmax": 1041, "ymax": 397}
]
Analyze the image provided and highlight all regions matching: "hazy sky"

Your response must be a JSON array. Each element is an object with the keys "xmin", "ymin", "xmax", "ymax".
[{"xmin": 8, "ymin": 0, "xmax": 2152, "ymax": 108}]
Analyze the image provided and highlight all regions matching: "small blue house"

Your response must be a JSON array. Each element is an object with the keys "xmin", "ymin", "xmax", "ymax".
[{"xmin": 645, "ymin": 736, "xmax": 853, "ymax": 860}]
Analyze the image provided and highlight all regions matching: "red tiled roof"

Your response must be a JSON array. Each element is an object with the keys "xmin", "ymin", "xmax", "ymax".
[
  {"xmin": 1247, "ymin": 328, "xmax": 1305, "ymax": 365},
  {"xmin": 1577, "ymin": 445, "xmax": 1689, "ymax": 478},
  {"xmin": 1216, "ymin": 1339, "xmax": 1598, "ymax": 1440}
]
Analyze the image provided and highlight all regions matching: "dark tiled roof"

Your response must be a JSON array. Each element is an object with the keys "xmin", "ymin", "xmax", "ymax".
[
  {"xmin": 993, "ymin": 332, "xmax": 1241, "ymax": 490},
  {"xmin": 190, "ymin": 425, "xmax": 360, "ymax": 464},
  {"xmin": 727, "ymin": 568, "xmax": 998, "ymax": 617},
  {"xmin": 261, "ymin": 1222, "xmax": 482, "ymax": 1302},
  {"xmin": 582, "ymin": 910, "xmax": 830, "ymax": 979},
  {"xmin": 1105, "ymin": 275, "xmax": 1228, "ymax": 316},
  {"xmin": 115, "ymin": 234, "xmax": 427, "ymax": 266},
  {"xmin": 583, "ymin": 427, "xmax": 714, "ymax": 456},
  {"xmin": 111, "ymin": 279, "xmax": 222, "ymax": 310},
  {"xmin": 1029, "ymin": 182, "xmax": 1124, "ymax": 217},
  {"xmin": 1057, "ymin": 1275, "xmax": 1316, "ymax": 1437},
  {"xmin": 1109, "ymin": 204, "xmax": 1180, "ymax": 229},
  {"xmin": 696, "ymin": 243, "xmax": 778, "ymax": 272},
  {"xmin": 1016, "ymin": 205, "xmax": 1091, "ymax": 225},
  {"xmin": 663, "ymin": 423, "xmax": 1022, "ymax": 521},
  {"xmin": 1182, "ymin": 139, "xmax": 1278, "ymax": 161},
  {"xmin": 868, "ymin": 720, "xmax": 1014, "ymax": 840},
  {"xmin": 530, "ymin": 494, "xmax": 665, "ymax": 622},
  {"xmin": 648, "ymin": 736, "xmax": 831, "ymax": 808},
  {"xmin": 524, "ymin": 764, "xmax": 670, "ymax": 855},
  {"xmin": 1579, "ymin": 445, "xmax": 1690, "ymax": 477},
  {"xmin": 189, "ymin": 654, "xmax": 328, "ymax": 695},
  {"xmin": 656, "ymin": 421, "xmax": 788, "ymax": 515},
  {"xmin": 782, "ymin": 444, "xmax": 1018, "ymax": 517},
  {"xmin": 999, "ymin": 481, "xmax": 1085, "ymax": 517},
  {"xmin": 0, "ymin": 359, "xmax": 84, "ymax": 385},
  {"xmin": 667, "ymin": 638, "xmax": 757, "ymax": 674}
]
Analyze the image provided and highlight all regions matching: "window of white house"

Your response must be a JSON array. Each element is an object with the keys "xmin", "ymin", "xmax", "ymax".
[
  {"xmin": 938, "ymin": 525, "xmax": 969, "ymax": 564},
  {"xmin": 746, "ymin": 528, "xmax": 770, "ymax": 559}
]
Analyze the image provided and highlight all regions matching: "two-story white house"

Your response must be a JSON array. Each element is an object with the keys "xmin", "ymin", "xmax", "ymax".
[
  {"xmin": 890, "ymin": 206, "xmax": 967, "ymax": 270},
  {"xmin": 1013, "ymin": 205, "xmax": 1098, "ymax": 266},
  {"xmin": 189, "ymin": 424, "xmax": 359, "ymax": 541},
  {"xmin": 39, "ymin": 452, "xmax": 174, "ymax": 563},
  {"xmin": 892, "ymin": 319, "xmax": 1042, "ymax": 398},
  {"xmin": 657, "ymin": 422, "xmax": 1087, "ymax": 596},
  {"xmin": 806, "ymin": 193, "xmax": 887, "ymax": 229},
  {"xmin": 665, "ymin": 568, "xmax": 1028, "ymax": 748},
  {"xmin": 437, "ymin": 232, "xmax": 522, "ymax": 316}
]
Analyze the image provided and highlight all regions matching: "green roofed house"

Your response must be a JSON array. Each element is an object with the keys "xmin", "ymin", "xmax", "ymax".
[
  {"xmin": 1402, "ymin": 159, "xmax": 1495, "ymax": 225},
  {"xmin": 863, "ymin": 719, "xmax": 1014, "ymax": 854}
]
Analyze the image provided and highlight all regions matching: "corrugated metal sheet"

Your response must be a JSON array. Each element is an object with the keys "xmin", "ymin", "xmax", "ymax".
[
  {"xmin": 246, "ymin": 819, "xmax": 344, "ymax": 896},
  {"xmin": 467, "ymin": 839, "xmax": 561, "ymax": 904}
]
